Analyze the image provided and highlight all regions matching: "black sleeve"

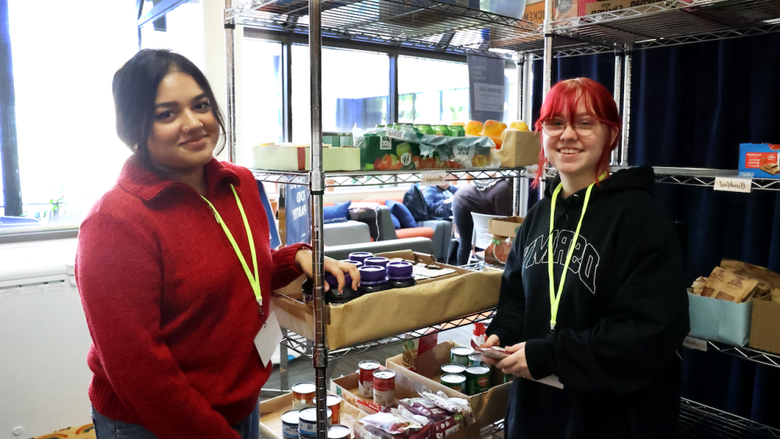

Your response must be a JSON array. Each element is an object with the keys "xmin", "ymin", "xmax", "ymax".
[
  {"xmin": 486, "ymin": 230, "xmax": 526, "ymax": 347},
  {"xmin": 524, "ymin": 204, "xmax": 690, "ymax": 394}
]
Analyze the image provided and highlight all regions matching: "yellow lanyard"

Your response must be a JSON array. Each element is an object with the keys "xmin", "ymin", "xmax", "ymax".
[
  {"xmin": 547, "ymin": 182, "xmax": 594, "ymax": 333},
  {"xmin": 201, "ymin": 185, "xmax": 261, "ymax": 306}
]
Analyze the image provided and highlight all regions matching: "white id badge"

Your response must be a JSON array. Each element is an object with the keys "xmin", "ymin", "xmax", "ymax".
[{"xmin": 254, "ymin": 311, "xmax": 284, "ymax": 366}]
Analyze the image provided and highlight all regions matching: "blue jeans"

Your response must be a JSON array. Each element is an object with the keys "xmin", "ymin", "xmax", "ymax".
[{"xmin": 91, "ymin": 403, "xmax": 260, "ymax": 439}]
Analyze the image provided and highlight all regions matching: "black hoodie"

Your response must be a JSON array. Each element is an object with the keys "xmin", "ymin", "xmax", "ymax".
[{"xmin": 487, "ymin": 165, "xmax": 690, "ymax": 439}]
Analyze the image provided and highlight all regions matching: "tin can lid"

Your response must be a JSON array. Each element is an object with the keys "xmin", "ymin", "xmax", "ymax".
[
  {"xmin": 326, "ymin": 395, "xmax": 342, "ymax": 406},
  {"xmin": 451, "ymin": 346, "xmax": 474, "ymax": 356},
  {"xmin": 292, "ymin": 382, "xmax": 316, "ymax": 394},
  {"xmin": 281, "ymin": 410, "xmax": 300, "ymax": 424},
  {"xmin": 364, "ymin": 257, "xmax": 389, "ymax": 267},
  {"xmin": 328, "ymin": 425, "xmax": 351, "ymax": 439},
  {"xmin": 466, "ymin": 366, "xmax": 491, "ymax": 375},
  {"xmin": 441, "ymin": 363, "xmax": 466, "ymax": 374},
  {"xmin": 387, "ymin": 261, "xmax": 413, "ymax": 278},
  {"xmin": 468, "ymin": 353, "xmax": 483, "ymax": 361},
  {"xmin": 348, "ymin": 252, "xmax": 373, "ymax": 262},
  {"xmin": 359, "ymin": 360, "xmax": 381, "ymax": 369},
  {"xmin": 298, "ymin": 407, "xmax": 332, "ymax": 422},
  {"xmin": 340, "ymin": 259, "xmax": 363, "ymax": 268},
  {"xmin": 359, "ymin": 265, "xmax": 387, "ymax": 283},
  {"xmin": 441, "ymin": 373, "xmax": 467, "ymax": 384},
  {"xmin": 373, "ymin": 369, "xmax": 396, "ymax": 379}
]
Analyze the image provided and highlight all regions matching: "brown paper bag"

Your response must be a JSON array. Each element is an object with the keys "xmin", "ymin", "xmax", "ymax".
[
  {"xmin": 495, "ymin": 129, "xmax": 541, "ymax": 167},
  {"xmin": 703, "ymin": 267, "xmax": 758, "ymax": 303}
]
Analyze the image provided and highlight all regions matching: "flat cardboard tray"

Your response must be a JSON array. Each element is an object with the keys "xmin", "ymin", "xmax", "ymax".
[
  {"xmin": 258, "ymin": 392, "xmax": 365, "ymax": 439},
  {"xmin": 271, "ymin": 250, "xmax": 502, "ymax": 350}
]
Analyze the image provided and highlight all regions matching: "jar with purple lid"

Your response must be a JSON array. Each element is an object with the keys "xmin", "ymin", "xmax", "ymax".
[
  {"xmin": 340, "ymin": 259, "xmax": 363, "ymax": 268},
  {"xmin": 358, "ymin": 265, "xmax": 389, "ymax": 295},
  {"xmin": 364, "ymin": 257, "xmax": 389, "ymax": 268},
  {"xmin": 387, "ymin": 261, "xmax": 416, "ymax": 288},
  {"xmin": 348, "ymin": 252, "xmax": 373, "ymax": 264},
  {"xmin": 325, "ymin": 271, "xmax": 361, "ymax": 304}
]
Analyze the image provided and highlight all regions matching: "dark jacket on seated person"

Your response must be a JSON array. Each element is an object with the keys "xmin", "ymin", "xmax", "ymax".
[{"xmin": 422, "ymin": 185, "xmax": 458, "ymax": 220}]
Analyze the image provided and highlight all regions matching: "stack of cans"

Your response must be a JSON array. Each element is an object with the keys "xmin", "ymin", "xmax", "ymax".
[{"xmin": 441, "ymin": 347, "xmax": 493, "ymax": 396}]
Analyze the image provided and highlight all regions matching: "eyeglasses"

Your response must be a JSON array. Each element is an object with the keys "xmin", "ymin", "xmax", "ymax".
[{"xmin": 541, "ymin": 117, "xmax": 601, "ymax": 137}]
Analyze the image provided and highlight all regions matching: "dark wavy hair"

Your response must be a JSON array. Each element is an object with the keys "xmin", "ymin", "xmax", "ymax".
[
  {"xmin": 112, "ymin": 49, "xmax": 226, "ymax": 167},
  {"xmin": 532, "ymin": 77, "xmax": 621, "ymax": 188}
]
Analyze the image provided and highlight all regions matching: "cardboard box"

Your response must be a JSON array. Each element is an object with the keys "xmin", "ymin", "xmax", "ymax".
[
  {"xmin": 257, "ymin": 391, "xmax": 366, "ymax": 439},
  {"xmin": 585, "ymin": 0, "xmax": 663, "ymax": 15},
  {"xmin": 688, "ymin": 292, "xmax": 752, "ymax": 346},
  {"xmin": 271, "ymin": 251, "xmax": 502, "ymax": 350},
  {"xmin": 333, "ymin": 372, "xmax": 483, "ymax": 439},
  {"xmin": 749, "ymin": 295, "xmax": 780, "ymax": 355},
  {"xmin": 738, "ymin": 143, "xmax": 780, "ymax": 179},
  {"xmin": 496, "ymin": 129, "xmax": 541, "ymax": 167},
  {"xmin": 253, "ymin": 145, "xmax": 361, "ymax": 171},
  {"xmin": 489, "ymin": 216, "xmax": 524, "ymax": 239},
  {"xmin": 386, "ymin": 340, "xmax": 513, "ymax": 428}
]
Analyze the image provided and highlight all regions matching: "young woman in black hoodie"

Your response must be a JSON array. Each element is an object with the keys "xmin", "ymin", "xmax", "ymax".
[{"xmin": 482, "ymin": 78, "xmax": 690, "ymax": 439}]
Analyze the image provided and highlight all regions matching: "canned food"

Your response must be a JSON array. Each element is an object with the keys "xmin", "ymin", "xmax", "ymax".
[
  {"xmin": 441, "ymin": 373, "xmax": 467, "ymax": 393},
  {"xmin": 358, "ymin": 360, "xmax": 381, "ymax": 398},
  {"xmin": 327, "ymin": 425, "xmax": 351, "ymax": 439},
  {"xmin": 281, "ymin": 410, "xmax": 300, "ymax": 439},
  {"xmin": 432, "ymin": 124, "xmax": 451, "ymax": 136},
  {"xmin": 326, "ymin": 395, "xmax": 341, "ymax": 424},
  {"xmin": 449, "ymin": 125, "xmax": 465, "ymax": 137},
  {"xmin": 373, "ymin": 369, "xmax": 396, "ymax": 408},
  {"xmin": 465, "ymin": 366, "xmax": 491, "ymax": 395},
  {"xmin": 450, "ymin": 347, "xmax": 474, "ymax": 367},
  {"xmin": 298, "ymin": 407, "xmax": 332, "ymax": 438},
  {"xmin": 468, "ymin": 353, "xmax": 484, "ymax": 366},
  {"xmin": 440, "ymin": 363, "xmax": 466, "ymax": 376},
  {"xmin": 291, "ymin": 382, "xmax": 316, "ymax": 409}
]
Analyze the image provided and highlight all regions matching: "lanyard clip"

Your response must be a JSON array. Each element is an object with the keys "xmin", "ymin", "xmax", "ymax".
[{"xmin": 550, "ymin": 324, "xmax": 556, "ymax": 334}]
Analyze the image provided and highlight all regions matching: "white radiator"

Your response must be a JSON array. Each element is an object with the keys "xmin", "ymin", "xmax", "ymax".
[{"xmin": 0, "ymin": 238, "xmax": 92, "ymax": 439}]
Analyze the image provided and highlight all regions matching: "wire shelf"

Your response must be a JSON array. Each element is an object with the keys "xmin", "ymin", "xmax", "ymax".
[
  {"xmin": 650, "ymin": 167, "xmax": 780, "ymax": 192},
  {"xmin": 680, "ymin": 398, "xmax": 780, "ymax": 438},
  {"xmin": 550, "ymin": 0, "xmax": 780, "ymax": 53},
  {"xmin": 252, "ymin": 167, "xmax": 532, "ymax": 186},
  {"xmin": 280, "ymin": 308, "xmax": 496, "ymax": 360},
  {"xmin": 227, "ymin": 0, "xmax": 543, "ymax": 58},
  {"xmin": 684, "ymin": 336, "xmax": 780, "ymax": 369}
]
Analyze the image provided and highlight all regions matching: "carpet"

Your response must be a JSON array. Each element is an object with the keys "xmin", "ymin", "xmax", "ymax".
[{"xmin": 34, "ymin": 424, "xmax": 96, "ymax": 439}]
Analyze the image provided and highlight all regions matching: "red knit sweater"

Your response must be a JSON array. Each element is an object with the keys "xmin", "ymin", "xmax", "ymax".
[{"xmin": 76, "ymin": 156, "xmax": 306, "ymax": 439}]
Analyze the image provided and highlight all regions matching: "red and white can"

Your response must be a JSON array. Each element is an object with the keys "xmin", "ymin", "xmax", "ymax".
[
  {"xmin": 326, "ymin": 394, "xmax": 341, "ymax": 424},
  {"xmin": 358, "ymin": 360, "xmax": 380, "ymax": 398},
  {"xmin": 373, "ymin": 369, "xmax": 396, "ymax": 409},
  {"xmin": 291, "ymin": 382, "xmax": 316, "ymax": 409}
]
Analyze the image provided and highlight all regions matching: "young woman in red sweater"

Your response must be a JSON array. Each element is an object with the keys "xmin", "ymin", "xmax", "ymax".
[{"xmin": 76, "ymin": 49, "xmax": 358, "ymax": 439}]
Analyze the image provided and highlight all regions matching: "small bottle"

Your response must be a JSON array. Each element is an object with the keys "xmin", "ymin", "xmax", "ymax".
[
  {"xmin": 349, "ymin": 252, "xmax": 373, "ymax": 265},
  {"xmin": 387, "ymin": 261, "xmax": 416, "ymax": 288},
  {"xmin": 358, "ymin": 266, "xmax": 389, "ymax": 295},
  {"xmin": 364, "ymin": 257, "xmax": 389, "ymax": 268},
  {"xmin": 324, "ymin": 272, "xmax": 361, "ymax": 304}
]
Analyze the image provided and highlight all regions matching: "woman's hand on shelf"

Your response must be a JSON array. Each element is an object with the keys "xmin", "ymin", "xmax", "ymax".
[{"xmin": 295, "ymin": 249, "xmax": 360, "ymax": 293}]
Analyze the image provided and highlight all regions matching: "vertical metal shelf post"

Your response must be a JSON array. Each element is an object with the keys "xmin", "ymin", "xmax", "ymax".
[
  {"xmin": 612, "ymin": 46, "xmax": 623, "ymax": 166},
  {"xmin": 225, "ymin": 0, "xmax": 237, "ymax": 163},
  {"xmin": 308, "ymin": 0, "xmax": 328, "ymax": 437},
  {"xmin": 620, "ymin": 42, "xmax": 632, "ymax": 167}
]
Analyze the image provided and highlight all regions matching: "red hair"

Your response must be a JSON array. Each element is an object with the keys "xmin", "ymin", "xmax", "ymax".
[{"xmin": 531, "ymin": 78, "xmax": 621, "ymax": 188}]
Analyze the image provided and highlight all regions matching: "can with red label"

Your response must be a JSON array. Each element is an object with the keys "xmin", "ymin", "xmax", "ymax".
[
  {"xmin": 465, "ymin": 366, "xmax": 491, "ymax": 395},
  {"xmin": 373, "ymin": 369, "xmax": 396, "ymax": 408},
  {"xmin": 326, "ymin": 395, "xmax": 341, "ymax": 424},
  {"xmin": 358, "ymin": 360, "xmax": 381, "ymax": 398},
  {"xmin": 291, "ymin": 382, "xmax": 316, "ymax": 409}
]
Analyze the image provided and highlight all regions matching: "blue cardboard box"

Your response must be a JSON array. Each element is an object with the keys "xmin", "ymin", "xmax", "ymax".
[
  {"xmin": 738, "ymin": 143, "xmax": 780, "ymax": 179},
  {"xmin": 688, "ymin": 292, "xmax": 752, "ymax": 346}
]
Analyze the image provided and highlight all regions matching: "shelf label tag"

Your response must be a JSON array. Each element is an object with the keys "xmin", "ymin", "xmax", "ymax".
[
  {"xmin": 683, "ymin": 335, "xmax": 708, "ymax": 352},
  {"xmin": 714, "ymin": 177, "xmax": 752, "ymax": 193},
  {"xmin": 421, "ymin": 170, "xmax": 447, "ymax": 187}
]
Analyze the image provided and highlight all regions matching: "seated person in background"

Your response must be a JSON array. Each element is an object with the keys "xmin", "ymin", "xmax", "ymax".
[
  {"xmin": 422, "ymin": 183, "xmax": 458, "ymax": 220},
  {"xmin": 451, "ymin": 179, "xmax": 513, "ymax": 265}
]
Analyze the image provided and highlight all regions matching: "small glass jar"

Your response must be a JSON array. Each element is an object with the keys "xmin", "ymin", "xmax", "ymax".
[
  {"xmin": 324, "ymin": 272, "xmax": 360, "ymax": 304},
  {"xmin": 358, "ymin": 266, "xmax": 389, "ymax": 295},
  {"xmin": 387, "ymin": 261, "xmax": 416, "ymax": 288},
  {"xmin": 348, "ymin": 252, "xmax": 373, "ymax": 265},
  {"xmin": 340, "ymin": 259, "xmax": 363, "ymax": 268},
  {"xmin": 364, "ymin": 257, "xmax": 389, "ymax": 268}
]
